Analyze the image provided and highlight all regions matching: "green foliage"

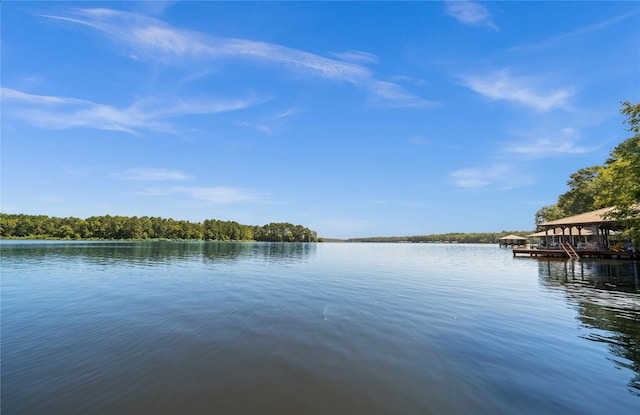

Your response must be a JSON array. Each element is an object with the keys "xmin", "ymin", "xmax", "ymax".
[
  {"xmin": 557, "ymin": 166, "xmax": 604, "ymax": 213},
  {"xmin": 534, "ymin": 205, "xmax": 567, "ymax": 227},
  {"xmin": 534, "ymin": 165, "xmax": 604, "ymax": 227},
  {"xmin": 534, "ymin": 101, "xmax": 640, "ymax": 244},
  {"xmin": 253, "ymin": 223, "xmax": 318, "ymax": 242},
  {"xmin": 595, "ymin": 102, "xmax": 640, "ymax": 242},
  {"xmin": 0, "ymin": 214, "xmax": 318, "ymax": 242}
]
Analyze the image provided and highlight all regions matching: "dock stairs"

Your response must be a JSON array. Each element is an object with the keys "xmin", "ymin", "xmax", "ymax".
[{"xmin": 559, "ymin": 242, "xmax": 580, "ymax": 260}]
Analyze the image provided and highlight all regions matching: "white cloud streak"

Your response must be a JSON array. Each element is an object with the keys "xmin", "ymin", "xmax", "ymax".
[
  {"xmin": 237, "ymin": 121, "xmax": 273, "ymax": 134},
  {"xmin": 330, "ymin": 50, "xmax": 380, "ymax": 65},
  {"xmin": 6, "ymin": 7, "xmax": 434, "ymax": 134},
  {"xmin": 509, "ymin": 9, "xmax": 640, "ymax": 52},
  {"xmin": 41, "ymin": 8, "xmax": 431, "ymax": 108},
  {"xmin": 505, "ymin": 127, "xmax": 594, "ymax": 158},
  {"xmin": 450, "ymin": 164, "xmax": 532, "ymax": 190},
  {"xmin": 112, "ymin": 168, "xmax": 190, "ymax": 181},
  {"xmin": 1, "ymin": 87, "xmax": 260, "ymax": 134},
  {"xmin": 507, "ymin": 139, "xmax": 592, "ymax": 157},
  {"xmin": 237, "ymin": 106, "xmax": 301, "ymax": 134},
  {"xmin": 445, "ymin": 1, "xmax": 497, "ymax": 30},
  {"xmin": 132, "ymin": 184, "xmax": 269, "ymax": 205},
  {"xmin": 1, "ymin": 87, "xmax": 92, "ymax": 105},
  {"xmin": 175, "ymin": 186, "xmax": 262, "ymax": 204},
  {"xmin": 368, "ymin": 81, "xmax": 433, "ymax": 108},
  {"xmin": 461, "ymin": 69, "xmax": 573, "ymax": 112},
  {"xmin": 451, "ymin": 166, "xmax": 503, "ymax": 189}
]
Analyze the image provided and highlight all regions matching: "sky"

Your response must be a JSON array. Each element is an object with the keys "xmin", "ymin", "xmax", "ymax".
[{"xmin": 2, "ymin": 1, "xmax": 639, "ymax": 239}]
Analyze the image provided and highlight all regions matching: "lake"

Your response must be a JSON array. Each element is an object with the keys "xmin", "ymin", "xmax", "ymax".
[{"xmin": 1, "ymin": 241, "xmax": 639, "ymax": 414}]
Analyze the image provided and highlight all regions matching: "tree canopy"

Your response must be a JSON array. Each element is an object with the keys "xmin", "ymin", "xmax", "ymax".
[
  {"xmin": 0, "ymin": 214, "xmax": 318, "ymax": 242},
  {"xmin": 535, "ymin": 101, "xmax": 640, "ymax": 244}
]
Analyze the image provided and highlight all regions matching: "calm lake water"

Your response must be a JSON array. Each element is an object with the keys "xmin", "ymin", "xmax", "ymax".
[{"xmin": 1, "ymin": 241, "xmax": 639, "ymax": 414}]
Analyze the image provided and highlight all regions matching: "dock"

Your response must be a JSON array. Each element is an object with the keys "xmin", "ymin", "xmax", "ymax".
[
  {"xmin": 513, "ymin": 247, "xmax": 640, "ymax": 260},
  {"xmin": 516, "ymin": 206, "xmax": 639, "ymax": 260}
]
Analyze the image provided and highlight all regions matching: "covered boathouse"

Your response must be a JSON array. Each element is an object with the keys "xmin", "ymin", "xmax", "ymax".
[
  {"xmin": 498, "ymin": 234, "xmax": 528, "ymax": 247},
  {"xmin": 513, "ymin": 207, "xmax": 639, "ymax": 260}
]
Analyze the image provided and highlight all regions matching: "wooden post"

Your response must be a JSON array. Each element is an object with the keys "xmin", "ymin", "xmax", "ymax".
[{"xmin": 545, "ymin": 228, "xmax": 549, "ymax": 248}]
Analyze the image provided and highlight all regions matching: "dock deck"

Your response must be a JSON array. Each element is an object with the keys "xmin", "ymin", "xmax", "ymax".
[{"xmin": 512, "ymin": 247, "xmax": 640, "ymax": 260}]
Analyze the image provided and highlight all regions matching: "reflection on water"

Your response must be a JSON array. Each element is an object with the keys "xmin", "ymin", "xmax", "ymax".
[
  {"xmin": 538, "ymin": 260, "xmax": 640, "ymax": 396},
  {"xmin": 538, "ymin": 260, "xmax": 639, "ymax": 293},
  {"xmin": 2, "ymin": 242, "xmax": 640, "ymax": 414},
  {"xmin": 0, "ymin": 240, "xmax": 317, "ymax": 268}
]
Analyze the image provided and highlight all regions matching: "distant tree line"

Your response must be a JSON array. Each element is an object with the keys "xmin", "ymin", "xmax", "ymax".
[
  {"xmin": 346, "ymin": 232, "xmax": 531, "ymax": 244},
  {"xmin": 534, "ymin": 102, "xmax": 639, "ymax": 245},
  {"xmin": 0, "ymin": 214, "xmax": 318, "ymax": 242}
]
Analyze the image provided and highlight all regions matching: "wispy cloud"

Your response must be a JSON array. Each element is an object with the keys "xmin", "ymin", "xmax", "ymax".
[
  {"xmin": 1, "ymin": 87, "xmax": 261, "ymax": 134},
  {"xmin": 237, "ymin": 121, "xmax": 273, "ymax": 134},
  {"xmin": 450, "ymin": 164, "xmax": 532, "ymax": 190},
  {"xmin": 445, "ymin": 1, "xmax": 497, "ymax": 30},
  {"xmin": 451, "ymin": 165, "xmax": 503, "ymax": 189},
  {"xmin": 41, "ymin": 8, "xmax": 431, "ymax": 108},
  {"xmin": 461, "ymin": 69, "xmax": 573, "ymax": 111},
  {"xmin": 509, "ymin": 9, "xmax": 640, "ymax": 52},
  {"xmin": 1, "ymin": 87, "xmax": 92, "ymax": 105},
  {"xmin": 112, "ymin": 168, "xmax": 190, "ymax": 181},
  {"xmin": 330, "ymin": 50, "xmax": 380, "ymax": 65},
  {"xmin": 133, "ymin": 187, "xmax": 173, "ymax": 197},
  {"xmin": 109, "ymin": 165, "xmax": 269, "ymax": 205},
  {"xmin": 368, "ymin": 81, "xmax": 434, "ymax": 108},
  {"xmin": 505, "ymin": 127, "xmax": 595, "ymax": 158},
  {"xmin": 132, "ymin": 185, "xmax": 270, "ymax": 205},
  {"xmin": 173, "ymin": 186, "xmax": 268, "ymax": 204},
  {"xmin": 237, "ymin": 106, "xmax": 301, "ymax": 134},
  {"xmin": 507, "ymin": 139, "xmax": 592, "ymax": 158}
]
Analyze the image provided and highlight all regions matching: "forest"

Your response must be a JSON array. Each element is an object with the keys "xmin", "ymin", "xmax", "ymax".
[
  {"xmin": 344, "ymin": 232, "xmax": 531, "ymax": 244},
  {"xmin": 534, "ymin": 102, "xmax": 640, "ymax": 245},
  {"xmin": 0, "ymin": 214, "xmax": 318, "ymax": 242},
  {"xmin": 0, "ymin": 213, "xmax": 528, "ymax": 244}
]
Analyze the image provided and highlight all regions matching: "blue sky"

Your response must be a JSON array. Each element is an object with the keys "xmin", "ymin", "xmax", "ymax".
[{"xmin": 2, "ymin": 1, "xmax": 639, "ymax": 239}]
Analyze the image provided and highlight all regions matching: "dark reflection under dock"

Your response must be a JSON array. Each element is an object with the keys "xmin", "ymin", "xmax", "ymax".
[{"xmin": 538, "ymin": 259, "xmax": 640, "ymax": 396}]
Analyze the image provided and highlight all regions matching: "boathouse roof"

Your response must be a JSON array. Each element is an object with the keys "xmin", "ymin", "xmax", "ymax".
[
  {"xmin": 540, "ymin": 207, "xmax": 616, "ymax": 228},
  {"xmin": 498, "ymin": 234, "xmax": 528, "ymax": 240}
]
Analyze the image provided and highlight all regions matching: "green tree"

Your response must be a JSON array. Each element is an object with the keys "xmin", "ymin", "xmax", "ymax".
[
  {"xmin": 556, "ymin": 166, "xmax": 603, "ymax": 215},
  {"xmin": 595, "ymin": 102, "xmax": 640, "ymax": 244},
  {"xmin": 139, "ymin": 216, "xmax": 153, "ymax": 239},
  {"xmin": 0, "ymin": 215, "xmax": 19, "ymax": 237},
  {"xmin": 535, "ymin": 166, "xmax": 603, "ymax": 228},
  {"xmin": 57, "ymin": 224, "xmax": 79, "ymax": 239},
  {"xmin": 0, "ymin": 213, "xmax": 317, "ymax": 242},
  {"xmin": 534, "ymin": 204, "xmax": 567, "ymax": 228},
  {"xmin": 151, "ymin": 217, "xmax": 169, "ymax": 239}
]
